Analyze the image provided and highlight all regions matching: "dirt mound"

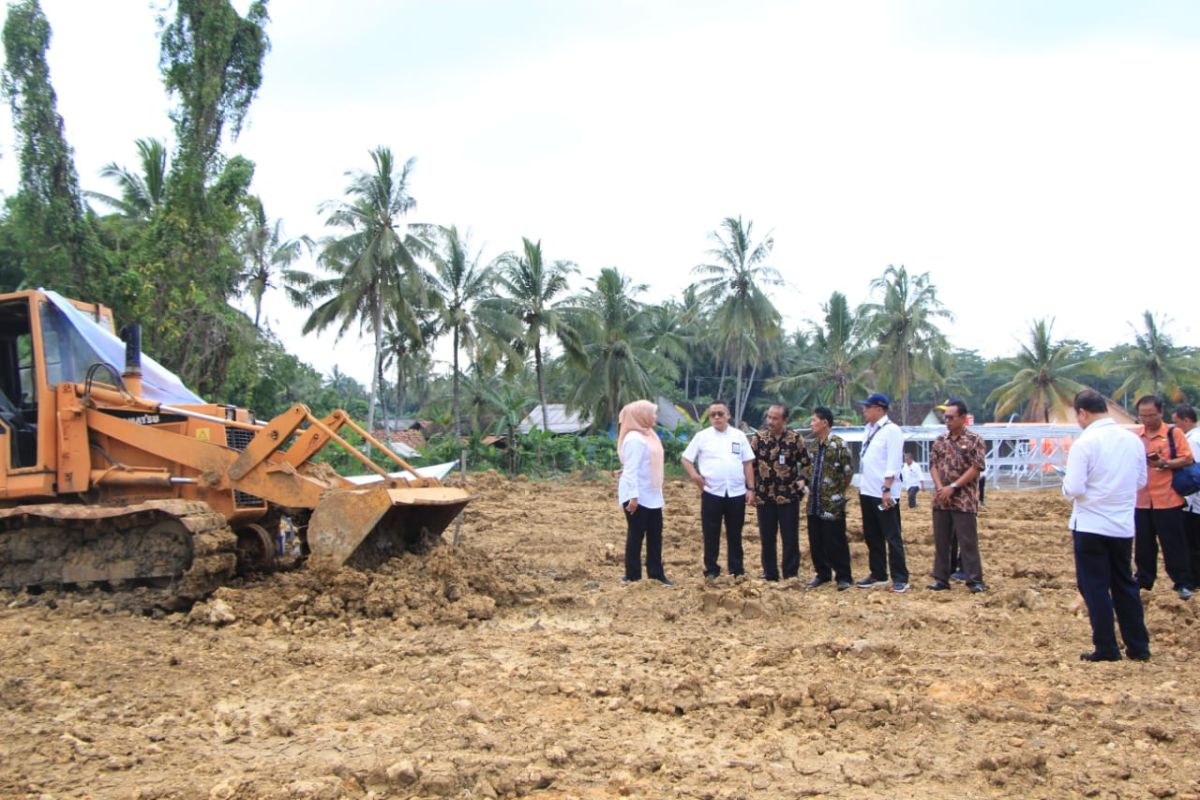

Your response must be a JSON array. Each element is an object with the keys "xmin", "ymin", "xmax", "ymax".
[{"xmin": 189, "ymin": 544, "xmax": 540, "ymax": 629}]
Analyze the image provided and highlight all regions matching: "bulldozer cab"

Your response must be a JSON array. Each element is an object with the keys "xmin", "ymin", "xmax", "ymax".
[{"xmin": 0, "ymin": 292, "xmax": 118, "ymax": 472}]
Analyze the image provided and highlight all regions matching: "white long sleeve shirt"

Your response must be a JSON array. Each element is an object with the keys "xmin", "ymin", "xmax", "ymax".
[
  {"xmin": 900, "ymin": 462, "xmax": 924, "ymax": 489},
  {"xmin": 617, "ymin": 432, "xmax": 664, "ymax": 509},
  {"xmin": 1186, "ymin": 427, "xmax": 1200, "ymax": 515},
  {"xmin": 681, "ymin": 425, "xmax": 754, "ymax": 497},
  {"xmin": 1062, "ymin": 416, "xmax": 1147, "ymax": 538},
  {"xmin": 859, "ymin": 418, "xmax": 904, "ymax": 498}
]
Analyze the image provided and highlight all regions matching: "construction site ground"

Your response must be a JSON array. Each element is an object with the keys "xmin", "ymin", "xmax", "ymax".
[{"xmin": 2, "ymin": 474, "xmax": 1199, "ymax": 799}]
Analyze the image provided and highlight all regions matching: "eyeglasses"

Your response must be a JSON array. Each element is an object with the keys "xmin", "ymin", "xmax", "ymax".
[{"xmin": 710, "ymin": 411, "xmax": 727, "ymax": 418}]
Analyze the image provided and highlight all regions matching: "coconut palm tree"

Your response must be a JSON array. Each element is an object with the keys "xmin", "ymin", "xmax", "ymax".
[
  {"xmin": 1107, "ymin": 312, "xmax": 1200, "ymax": 404},
  {"xmin": 237, "ymin": 195, "xmax": 314, "ymax": 329},
  {"xmin": 85, "ymin": 137, "xmax": 169, "ymax": 220},
  {"xmin": 567, "ymin": 267, "xmax": 676, "ymax": 429},
  {"xmin": 768, "ymin": 291, "xmax": 872, "ymax": 413},
  {"xmin": 304, "ymin": 147, "xmax": 428, "ymax": 444},
  {"xmin": 858, "ymin": 264, "xmax": 952, "ymax": 423},
  {"xmin": 986, "ymin": 318, "xmax": 1089, "ymax": 423},
  {"xmin": 491, "ymin": 237, "xmax": 580, "ymax": 431},
  {"xmin": 692, "ymin": 216, "xmax": 783, "ymax": 425},
  {"xmin": 414, "ymin": 224, "xmax": 517, "ymax": 439}
]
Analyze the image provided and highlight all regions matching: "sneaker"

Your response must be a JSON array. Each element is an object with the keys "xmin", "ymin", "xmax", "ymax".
[
  {"xmin": 890, "ymin": 582, "xmax": 910, "ymax": 593},
  {"xmin": 1177, "ymin": 587, "xmax": 1194, "ymax": 600},
  {"xmin": 856, "ymin": 576, "xmax": 888, "ymax": 589},
  {"xmin": 967, "ymin": 582, "xmax": 987, "ymax": 594},
  {"xmin": 806, "ymin": 576, "xmax": 831, "ymax": 589},
  {"xmin": 656, "ymin": 576, "xmax": 675, "ymax": 588},
  {"xmin": 836, "ymin": 581, "xmax": 852, "ymax": 591},
  {"xmin": 926, "ymin": 580, "xmax": 951, "ymax": 591},
  {"xmin": 950, "ymin": 571, "xmax": 967, "ymax": 582}
]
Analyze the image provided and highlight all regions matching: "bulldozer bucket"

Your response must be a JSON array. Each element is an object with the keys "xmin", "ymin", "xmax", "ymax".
[{"xmin": 306, "ymin": 484, "xmax": 471, "ymax": 569}]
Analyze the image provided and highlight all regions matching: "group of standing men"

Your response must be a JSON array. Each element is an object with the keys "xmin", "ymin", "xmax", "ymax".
[{"xmin": 673, "ymin": 392, "xmax": 986, "ymax": 595}]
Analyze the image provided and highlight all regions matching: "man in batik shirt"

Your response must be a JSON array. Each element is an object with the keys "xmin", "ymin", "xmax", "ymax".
[
  {"xmin": 928, "ymin": 398, "xmax": 987, "ymax": 593},
  {"xmin": 803, "ymin": 406, "xmax": 855, "ymax": 590},
  {"xmin": 750, "ymin": 404, "xmax": 811, "ymax": 581}
]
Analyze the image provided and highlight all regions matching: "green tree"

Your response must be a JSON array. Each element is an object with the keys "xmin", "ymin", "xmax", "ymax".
[
  {"xmin": 85, "ymin": 137, "xmax": 169, "ymax": 221},
  {"xmin": 305, "ymin": 147, "xmax": 428, "ymax": 442},
  {"xmin": 768, "ymin": 291, "xmax": 871, "ymax": 413},
  {"xmin": 692, "ymin": 216, "xmax": 782, "ymax": 425},
  {"xmin": 859, "ymin": 264, "xmax": 952, "ymax": 423},
  {"xmin": 492, "ymin": 237, "xmax": 579, "ymax": 431},
  {"xmin": 2, "ymin": 0, "xmax": 106, "ymax": 295},
  {"xmin": 1107, "ymin": 311, "xmax": 1200, "ymax": 404},
  {"xmin": 567, "ymin": 267, "xmax": 676, "ymax": 429},
  {"xmin": 986, "ymin": 319, "xmax": 1090, "ymax": 423},
  {"xmin": 236, "ymin": 195, "xmax": 313, "ymax": 329}
]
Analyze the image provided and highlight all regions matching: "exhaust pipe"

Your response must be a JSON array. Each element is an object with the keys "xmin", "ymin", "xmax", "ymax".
[{"xmin": 119, "ymin": 323, "xmax": 143, "ymax": 396}]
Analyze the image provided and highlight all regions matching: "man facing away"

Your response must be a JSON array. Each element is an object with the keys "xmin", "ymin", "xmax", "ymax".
[
  {"xmin": 749, "ymin": 404, "xmax": 811, "ymax": 582},
  {"xmin": 804, "ymin": 406, "xmax": 855, "ymax": 590},
  {"xmin": 900, "ymin": 453, "xmax": 923, "ymax": 509},
  {"xmin": 927, "ymin": 398, "xmax": 987, "ymax": 593},
  {"xmin": 1063, "ymin": 389, "xmax": 1150, "ymax": 662},
  {"xmin": 855, "ymin": 392, "xmax": 910, "ymax": 593},
  {"xmin": 1134, "ymin": 395, "xmax": 1195, "ymax": 600},
  {"xmin": 681, "ymin": 400, "xmax": 756, "ymax": 579},
  {"xmin": 1171, "ymin": 404, "xmax": 1200, "ymax": 588}
]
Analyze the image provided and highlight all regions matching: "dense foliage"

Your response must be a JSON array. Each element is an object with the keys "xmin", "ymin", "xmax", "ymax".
[{"xmin": 2, "ymin": 0, "xmax": 1199, "ymax": 479}]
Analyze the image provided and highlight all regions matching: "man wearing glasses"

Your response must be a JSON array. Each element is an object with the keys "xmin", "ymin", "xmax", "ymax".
[
  {"xmin": 682, "ymin": 401, "xmax": 756, "ymax": 579},
  {"xmin": 927, "ymin": 398, "xmax": 987, "ymax": 592},
  {"xmin": 855, "ymin": 392, "xmax": 910, "ymax": 593},
  {"xmin": 1134, "ymin": 395, "xmax": 1195, "ymax": 600}
]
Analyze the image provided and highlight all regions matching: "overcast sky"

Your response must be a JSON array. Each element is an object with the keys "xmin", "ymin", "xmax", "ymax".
[{"xmin": 4, "ymin": 0, "xmax": 1200, "ymax": 386}]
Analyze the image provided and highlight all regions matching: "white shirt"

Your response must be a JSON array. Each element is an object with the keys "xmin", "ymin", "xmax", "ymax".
[
  {"xmin": 1062, "ymin": 416, "xmax": 1148, "ymax": 538},
  {"xmin": 859, "ymin": 417, "xmax": 904, "ymax": 497},
  {"xmin": 618, "ymin": 432, "xmax": 664, "ymax": 509},
  {"xmin": 1185, "ymin": 427, "xmax": 1200, "ymax": 514},
  {"xmin": 900, "ymin": 462, "xmax": 924, "ymax": 489},
  {"xmin": 681, "ymin": 425, "xmax": 754, "ymax": 497}
]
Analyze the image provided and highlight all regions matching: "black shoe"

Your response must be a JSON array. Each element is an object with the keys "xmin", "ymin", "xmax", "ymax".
[
  {"xmin": 621, "ymin": 577, "xmax": 639, "ymax": 584},
  {"xmin": 1127, "ymin": 651, "xmax": 1151, "ymax": 662},
  {"xmin": 836, "ymin": 580, "xmax": 851, "ymax": 591},
  {"xmin": 967, "ymin": 582, "xmax": 986, "ymax": 593},
  {"xmin": 950, "ymin": 571, "xmax": 967, "ymax": 582},
  {"xmin": 806, "ymin": 576, "xmax": 831, "ymax": 589},
  {"xmin": 759, "ymin": 573, "xmax": 779, "ymax": 582},
  {"xmin": 927, "ymin": 580, "xmax": 951, "ymax": 591},
  {"xmin": 703, "ymin": 572, "xmax": 719, "ymax": 580},
  {"xmin": 656, "ymin": 576, "xmax": 675, "ymax": 588},
  {"xmin": 1079, "ymin": 651, "xmax": 1121, "ymax": 662}
]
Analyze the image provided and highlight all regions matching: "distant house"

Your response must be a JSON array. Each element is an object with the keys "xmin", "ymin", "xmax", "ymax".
[
  {"xmin": 518, "ymin": 404, "xmax": 587, "ymax": 434},
  {"xmin": 655, "ymin": 396, "xmax": 695, "ymax": 431}
]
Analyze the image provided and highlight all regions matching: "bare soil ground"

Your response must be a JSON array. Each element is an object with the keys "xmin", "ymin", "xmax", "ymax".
[{"xmin": 2, "ymin": 474, "xmax": 1200, "ymax": 800}]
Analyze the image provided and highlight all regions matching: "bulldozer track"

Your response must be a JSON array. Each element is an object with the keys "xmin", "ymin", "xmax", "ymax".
[{"xmin": 0, "ymin": 499, "xmax": 237, "ymax": 607}]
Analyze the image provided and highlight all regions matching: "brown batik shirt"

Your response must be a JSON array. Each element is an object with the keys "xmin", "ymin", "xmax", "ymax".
[
  {"xmin": 750, "ymin": 427, "xmax": 812, "ymax": 504},
  {"xmin": 930, "ymin": 428, "xmax": 986, "ymax": 513}
]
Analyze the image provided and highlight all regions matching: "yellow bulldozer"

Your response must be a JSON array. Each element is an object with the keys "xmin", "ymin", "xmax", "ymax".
[{"xmin": 0, "ymin": 289, "xmax": 471, "ymax": 603}]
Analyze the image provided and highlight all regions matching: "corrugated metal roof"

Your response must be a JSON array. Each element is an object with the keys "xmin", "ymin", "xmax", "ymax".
[{"xmin": 518, "ymin": 404, "xmax": 587, "ymax": 434}]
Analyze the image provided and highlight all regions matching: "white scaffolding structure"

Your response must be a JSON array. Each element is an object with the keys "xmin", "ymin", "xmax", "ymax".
[{"xmin": 831, "ymin": 423, "xmax": 1084, "ymax": 490}]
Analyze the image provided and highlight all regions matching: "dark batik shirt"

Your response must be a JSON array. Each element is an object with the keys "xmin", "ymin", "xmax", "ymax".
[
  {"xmin": 930, "ymin": 428, "xmax": 986, "ymax": 513},
  {"xmin": 806, "ymin": 434, "xmax": 854, "ymax": 519},
  {"xmin": 750, "ymin": 427, "xmax": 811, "ymax": 504}
]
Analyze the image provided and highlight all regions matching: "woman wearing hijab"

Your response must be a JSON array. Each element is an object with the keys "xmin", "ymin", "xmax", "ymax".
[{"xmin": 617, "ymin": 399, "xmax": 672, "ymax": 586}]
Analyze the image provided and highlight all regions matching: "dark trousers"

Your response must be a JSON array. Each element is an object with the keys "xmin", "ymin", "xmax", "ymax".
[
  {"xmin": 1184, "ymin": 511, "xmax": 1200, "ymax": 590},
  {"xmin": 757, "ymin": 500, "xmax": 800, "ymax": 580},
  {"xmin": 860, "ymin": 496, "xmax": 908, "ymax": 583},
  {"xmin": 1073, "ymin": 530, "xmax": 1150, "ymax": 659},
  {"xmin": 807, "ymin": 514, "xmax": 852, "ymax": 583},
  {"xmin": 932, "ymin": 509, "xmax": 982, "ymax": 584},
  {"xmin": 701, "ymin": 492, "xmax": 745, "ymax": 577},
  {"xmin": 906, "ymin": 486, "xmax": 919, "ymax": 508},
  {"xmin": 1134, "ymin": 506, "xmax": 1194, "ymax": 590},
  {"xmin": 624, "ymin": 503, "xmax": 664, "ymax": 581}
]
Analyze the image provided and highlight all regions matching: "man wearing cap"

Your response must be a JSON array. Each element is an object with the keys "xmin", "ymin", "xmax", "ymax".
[
  {"xmin": 927, "ymin": 398, "xmax": 987, "ymax": 592},
  {"xmin": 682, "ymin": 400, "xmax": 757, "ymax": 578},
  {"xmin": 855, "ymin": 392, "xmax": 910, "ymax": 592}
]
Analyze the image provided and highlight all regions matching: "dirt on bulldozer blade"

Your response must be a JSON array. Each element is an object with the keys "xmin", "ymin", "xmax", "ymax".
[{"xmin": 2, "ymin": 473, "xmax": 1200, "ymax": 799}]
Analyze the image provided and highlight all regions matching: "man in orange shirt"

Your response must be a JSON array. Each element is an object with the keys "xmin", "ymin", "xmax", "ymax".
[{"xmin": 1135, "ymin": 395, "xmax": 1195, "ymax": 600}]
